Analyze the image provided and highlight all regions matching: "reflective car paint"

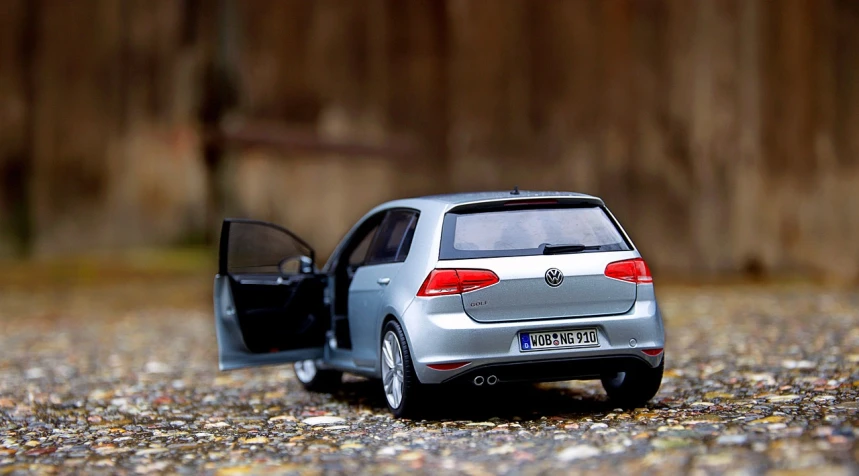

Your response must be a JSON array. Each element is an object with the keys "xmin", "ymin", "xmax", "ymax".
[{"xmin": 214, "ymin": 191, "xmax": 664, "ymax": 386}]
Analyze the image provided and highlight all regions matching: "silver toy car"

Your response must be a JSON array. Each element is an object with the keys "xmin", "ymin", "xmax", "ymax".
[{"xmin": 214, "ymin": 190, "xmax": 665, "ymax": 417}]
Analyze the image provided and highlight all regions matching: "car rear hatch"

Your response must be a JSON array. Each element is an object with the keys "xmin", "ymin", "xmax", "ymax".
[
  {"xmin": 437, "ymin": 199, "xmax": 639, "ymax": 323},
  {"xmin": 442, "ymin": 253, "xmax": 637, "ymax": 322}
]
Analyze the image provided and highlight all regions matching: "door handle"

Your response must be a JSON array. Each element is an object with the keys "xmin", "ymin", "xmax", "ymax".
[{"xmin": 377, "ymin": 277, "xmax": 391, "ymax": 286}]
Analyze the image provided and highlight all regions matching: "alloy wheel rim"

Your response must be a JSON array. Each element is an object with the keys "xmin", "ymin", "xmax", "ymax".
[
  {"xmin": 381, "ymin": 331, "xmax": 405, "ymax": 409},
  {"xmin": 294, "ymin": 359, "xmax": 317, "ymax": 383}
]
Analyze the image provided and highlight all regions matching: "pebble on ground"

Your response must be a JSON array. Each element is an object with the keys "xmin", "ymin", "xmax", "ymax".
[{"xmin": 0, "ymin": 278, "xmax": 857, "ymax": 474}]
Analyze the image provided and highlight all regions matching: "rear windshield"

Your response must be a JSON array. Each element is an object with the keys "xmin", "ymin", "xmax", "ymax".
[{"xmin": 439, "ymin": 206, "xmax": 631, "ymax": 259}]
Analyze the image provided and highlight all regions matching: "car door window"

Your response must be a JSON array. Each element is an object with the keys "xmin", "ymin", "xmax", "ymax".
[
  {"xmin": 365, "ymin": 210, "xmax": 419, "ymax": 265},
  {"xmin": 348, "ymin": 223, "xmax": 380, "ymax": 267},
  {"xmin": 225, "ymin": 220, "xmax": 314, "ymax": 275}
]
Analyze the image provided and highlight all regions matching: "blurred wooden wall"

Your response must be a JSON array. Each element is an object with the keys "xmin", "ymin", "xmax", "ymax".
[
  {"xmin": 1, "ymin": 0, "xmax": 858, "ymax": 280},
  {"xmin": 0, "ymin": 0, "xmax": 208, "ymax": 256}
]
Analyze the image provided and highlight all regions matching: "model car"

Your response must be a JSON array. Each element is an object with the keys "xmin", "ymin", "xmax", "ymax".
[{"xmin": 213, "ymin": 190, "xmax": 665, "ymax": 417}]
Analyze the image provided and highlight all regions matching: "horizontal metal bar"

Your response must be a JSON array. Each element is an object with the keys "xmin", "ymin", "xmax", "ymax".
[{"xmin": 211, "ymin": 118, "xmax": 417, "ymax": 158}]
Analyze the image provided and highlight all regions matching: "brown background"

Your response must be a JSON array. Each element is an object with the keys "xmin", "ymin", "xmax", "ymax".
[{"xmin": 1, "ymin": 0, "xmax": 858, "ymax": 280}]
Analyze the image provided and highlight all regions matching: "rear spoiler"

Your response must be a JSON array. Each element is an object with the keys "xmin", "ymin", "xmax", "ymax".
[{"xmin": 447, "ymin": 196, "xmax": 604, "ymax": 214}]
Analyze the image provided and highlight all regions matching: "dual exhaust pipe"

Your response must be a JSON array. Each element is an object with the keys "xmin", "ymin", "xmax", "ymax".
[{"xmin": 473, "ymin": 375, "xmax": 498, "ymax": 386}]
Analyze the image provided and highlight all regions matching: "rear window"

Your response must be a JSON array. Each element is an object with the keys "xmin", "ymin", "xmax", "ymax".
[{"xmin": 440, "ymin": 206, "xmax": 631, "ymax": 259}]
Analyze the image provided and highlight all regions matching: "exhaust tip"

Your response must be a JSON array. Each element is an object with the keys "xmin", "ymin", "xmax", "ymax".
[
  {"xmin": 487, "ymin": 375, "xmax": 498, "ymax": 385},
  {"xmin": 473, "ymin": 376, "xmax": 485, "ymax": 386}
]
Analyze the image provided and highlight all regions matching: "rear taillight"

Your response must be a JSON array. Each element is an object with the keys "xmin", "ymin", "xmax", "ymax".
[
  {"xmin": 417, "ymin": 269, "xmax": 500, "ymax": 296},
  {"xmin": 417, "ymin": 269, "xmax": 461, "ymax": 296},
  {"xmin": 604, "ymin": 258, "xmax": 652, "ymax": 284},
  {"xmin": 458, "ymin": 269, "xmax": 501, "ymax": 292}
]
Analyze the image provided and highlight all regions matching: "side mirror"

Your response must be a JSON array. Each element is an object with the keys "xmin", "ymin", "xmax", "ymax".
[{"xmin": 278, "ymin": 255, "xmax": 314, "ymax": 276}]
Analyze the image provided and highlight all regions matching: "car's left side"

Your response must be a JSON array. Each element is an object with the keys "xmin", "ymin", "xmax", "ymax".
[{"xmin": 213, "ymin": 200, "xmax": 439, "ymax": 415}]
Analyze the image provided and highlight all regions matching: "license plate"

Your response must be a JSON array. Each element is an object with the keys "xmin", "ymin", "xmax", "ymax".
[{"xmin": 519, "ymin": 328, "xmax": 599, "ymax": 352}]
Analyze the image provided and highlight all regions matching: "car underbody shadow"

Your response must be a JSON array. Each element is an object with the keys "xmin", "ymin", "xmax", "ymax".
[{"xmin": 326, "ymin": 377, "xmax": 624, "ymax": 422}]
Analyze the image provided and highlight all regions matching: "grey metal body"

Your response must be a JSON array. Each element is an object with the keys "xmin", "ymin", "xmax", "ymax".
[{"xmin": 214, "ymin": 191, "xmax": 665, "ymax": 384}]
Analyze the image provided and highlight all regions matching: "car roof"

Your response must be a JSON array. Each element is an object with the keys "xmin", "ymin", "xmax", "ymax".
[{"xmin": 323, "ymin": 190, "xmax": 611, "ymax": 272}]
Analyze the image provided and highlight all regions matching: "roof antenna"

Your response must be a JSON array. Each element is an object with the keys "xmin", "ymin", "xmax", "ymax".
[{"xmin": 511, "ymin": 185, "xmax": 520, "ymax": 195}]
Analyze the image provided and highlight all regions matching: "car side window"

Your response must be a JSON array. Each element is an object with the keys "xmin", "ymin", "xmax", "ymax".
[
  {"xmin": 395, "ymin": 214, "xmax": 418, "ymax": 262},
  {"xmin": 365, "ymin": 210, "xmax": 419, "ymax": 265},
  {"xmin": 348, "ymin": 223, "xmax": 380, "ymax": 267}
]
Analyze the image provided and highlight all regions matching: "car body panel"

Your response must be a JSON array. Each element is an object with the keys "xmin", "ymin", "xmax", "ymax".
[
  {"xmin": 441, "ymin": 252, "xmax": 639, "ymax": 322},
  {"xmin": 401, "ymin": 283, "xmax": 664, "ymax": 384},
  {"xmin": 348, "ymin": 262, "xmax": 404, "ymax": 368}
]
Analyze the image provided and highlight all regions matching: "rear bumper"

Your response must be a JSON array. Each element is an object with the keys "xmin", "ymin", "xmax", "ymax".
[
  {"xmin": 400, "ymin": 285, "xmax": 665, "ymax": 385},
  {"xmin": 441, "ymin": 355, "xmax": 658, "ymax": 385}
]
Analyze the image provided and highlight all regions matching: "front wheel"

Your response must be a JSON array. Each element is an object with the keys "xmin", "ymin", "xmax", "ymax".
[
  {"xmin": 294, "ymin": 359, "xmax": 342, "ymax": 392},
  {"xmin": 601, "ymin": 358, "xmax": 664, "ymax": 408},
  {"xmin": 380, "ymin": 320, "xmax": 425, "ymax": 418}
]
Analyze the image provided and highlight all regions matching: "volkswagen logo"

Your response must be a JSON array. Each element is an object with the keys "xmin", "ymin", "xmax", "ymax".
[{"xmin": 545, "ymin": 268, "xmax": 564, "ymax": 287}]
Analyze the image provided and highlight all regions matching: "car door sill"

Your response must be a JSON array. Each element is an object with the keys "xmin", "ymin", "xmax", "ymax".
[
  {"xmin": 324, "ymin": 347, "xmax": 377, "ymax": 377},
  {"xmin": 219, "ymin": 348, "xmax": 324, "ymax": 371}
]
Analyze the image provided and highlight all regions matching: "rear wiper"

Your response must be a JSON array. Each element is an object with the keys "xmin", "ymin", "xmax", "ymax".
[{"xmin": 541, "ymin": 243, "xmax": 602, "ymax": 255}]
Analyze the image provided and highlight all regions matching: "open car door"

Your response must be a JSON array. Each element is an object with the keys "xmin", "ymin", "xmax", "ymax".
[{"xmin": 214, "ymin": 219, "xmax": 327, "ymax": 370}]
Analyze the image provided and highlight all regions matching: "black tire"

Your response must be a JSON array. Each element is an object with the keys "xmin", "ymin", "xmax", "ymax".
[
  {"xmin": 601, "ymin": 358, "xmax": 664, "ymax": 408},
  {"xmin": 293, "ymin": 360, "xmax": 342, "ymax": 393},
  {"xmin": 381, "ymin": 320, "xmax": 426, "ymax": 418}
]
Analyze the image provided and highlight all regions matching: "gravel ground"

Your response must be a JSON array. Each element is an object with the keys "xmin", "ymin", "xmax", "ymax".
[{"xmin": 1, "ymin": 277, "xmax": 857, "ymax": 475}]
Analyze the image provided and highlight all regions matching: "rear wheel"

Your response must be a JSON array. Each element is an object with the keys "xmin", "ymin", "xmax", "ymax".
[
  {"xmin": 294, "ymin": 359, "xmax": 342, "ymax": 392},
  {"xmin": 601, "ymin": 358, "xmax": 664, "ymax": 408},
  {"xmin": 381, "ymin": 320, "xmax": 425, "ymax": 418}
]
